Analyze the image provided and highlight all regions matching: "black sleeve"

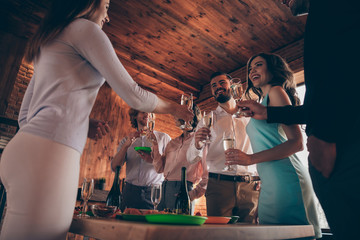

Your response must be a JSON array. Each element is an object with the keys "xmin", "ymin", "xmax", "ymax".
[{"xmin": 267, "ymin": 105, "xmax": 306, "ymax": 125}]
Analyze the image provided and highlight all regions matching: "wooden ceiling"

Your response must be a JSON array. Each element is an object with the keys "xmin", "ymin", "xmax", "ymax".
[
  {"xmin": 2, "ymin": 0, "xmax": 307, "ymax": 106},
  {"xmin": 105, "ymin": 0, "xmax": 307, "ymax": 104}
]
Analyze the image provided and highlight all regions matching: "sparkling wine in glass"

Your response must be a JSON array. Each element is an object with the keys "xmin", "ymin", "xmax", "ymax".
[
  {"xmin": 230, "ymin": 78, "xmax": 248, "ymax": 117},
  {"xmin": 150, "ymin": 184, "xmax": 162, "ymax": 211},
  {"xmin": 180, "ymin": 93, "xmax": 193, "ymax": 130},
  {"xmin": 223, "ymin": 132, "xmax": 235, "ymax": 172},
  {"xmin": 147, "ymin": 113, "xmax": 155, "ymax": 132},
  {"xmin": 202, "ymin": 111, "xmax": 213, "ymax": 144},
  {"xmin": 146, "ymin": 113, "xmax": 157, "ymax": 144},
  {"xmin": 78, "ymin": 178, "xmax": 94, "ymax": 218}
]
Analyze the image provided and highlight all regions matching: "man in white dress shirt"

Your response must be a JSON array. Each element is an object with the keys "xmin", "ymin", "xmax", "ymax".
[
  {"xmin": 111, "ymin": 109, "xmax": 171, "ymax": 210},
  {"xmin": 187, "ymin": 72, "xmax": 260, "ymax": 222}
]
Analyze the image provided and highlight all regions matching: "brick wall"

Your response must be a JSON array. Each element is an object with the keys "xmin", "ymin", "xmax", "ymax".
[{"xmin": 0, "ymin": 61, "xmax": 32, "ymax": 149}]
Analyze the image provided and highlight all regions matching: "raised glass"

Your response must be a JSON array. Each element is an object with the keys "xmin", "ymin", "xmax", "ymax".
[
  {"xmin": 222, "ymin": 131, "xmax": 235, "ymax": 172},
  {"xmin": 202, "ymin": 111, "xmax": 213, "ymax": 144},
  {"xmin": 180, "ymin": 93, "xmax": 193, "ymax": 130},
  {"xmin": 230, "ymin": 78, "xmax": 248, "ymax": 117}
]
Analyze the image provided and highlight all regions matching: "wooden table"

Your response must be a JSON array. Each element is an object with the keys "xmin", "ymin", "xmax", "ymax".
[{"xmin": 69, "ymin": 216, "xmax": 315, "ymax": 240}]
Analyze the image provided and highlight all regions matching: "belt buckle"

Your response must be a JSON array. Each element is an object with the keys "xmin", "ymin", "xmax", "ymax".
[{"xmin": 244, "ymin": 175, "xmax": 251, "ymax": 183}]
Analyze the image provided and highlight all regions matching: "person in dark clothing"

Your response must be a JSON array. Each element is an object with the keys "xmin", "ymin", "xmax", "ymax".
[{"xmin": 238, "ymin": 1, "xmax": 360, "ymax": 239}]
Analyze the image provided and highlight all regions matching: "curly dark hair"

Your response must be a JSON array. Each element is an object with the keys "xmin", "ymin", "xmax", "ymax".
[
  {"xmin": 128, "ymin": 108, "xmax": 141, "ymax": 130},
  {"xmin": 245, "ymin": 52, "xmax": 300, "ymax": 106}
]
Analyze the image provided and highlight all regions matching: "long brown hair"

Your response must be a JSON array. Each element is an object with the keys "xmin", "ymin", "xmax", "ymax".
[
  {"xmin": 245, "ymin": 52, "xmax": 300, "ymax": 106},
  {"xmin": 25, "ymin": 0, "xmax": 101, "ymax": 63}
]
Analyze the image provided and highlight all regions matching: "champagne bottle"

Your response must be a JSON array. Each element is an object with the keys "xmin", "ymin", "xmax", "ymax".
[
  {"xmin": 106, "ymin": 166, "xmax": 121, "ymax": 209},
  {"xmin": 175, "ymin": 167, "xmax": 190, "ymax": 215}
]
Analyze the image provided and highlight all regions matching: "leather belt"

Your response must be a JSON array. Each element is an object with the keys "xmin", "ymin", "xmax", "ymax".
[{"xmin": 208, "ymin": 172, "xmax": 260, "ymax": 183}]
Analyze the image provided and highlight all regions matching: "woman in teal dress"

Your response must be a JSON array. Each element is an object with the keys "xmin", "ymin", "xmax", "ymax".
[{"xmin": 225, "ymin": 53, "xmax": 321, "ymax": 238}]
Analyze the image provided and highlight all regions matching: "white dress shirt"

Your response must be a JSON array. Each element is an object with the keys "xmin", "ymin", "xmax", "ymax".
[
  {"xmin": 187, "ymin": 105, "xmax": 257, "ymax": 176},
  {"xmin": 117, "ymin": 131, "xmax": 171, "ymax": 186}
]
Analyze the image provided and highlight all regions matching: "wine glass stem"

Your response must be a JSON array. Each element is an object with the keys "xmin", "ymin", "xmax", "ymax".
[{"xmin": 83, "ymin": 200, "xmax": 88, "ymax": 215}]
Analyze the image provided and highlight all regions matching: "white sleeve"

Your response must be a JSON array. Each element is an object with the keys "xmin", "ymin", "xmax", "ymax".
[
  {"xmin": 18, "ymin": 75, "xmax": 35, "ymax": 128},
  {"xmin": 154, "ymin": 132, "xmax": 171, "ymax": 155},
  {"xmin": 186, "ymin": 136, "xmax": 203, "ymax": 164},
  {"xmin": 68, "ymin": 19, "xmax": 158, "ymax": 112}
]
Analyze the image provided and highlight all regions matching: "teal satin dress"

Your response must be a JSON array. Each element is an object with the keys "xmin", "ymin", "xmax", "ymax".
[{"xmin": 246, "ymin": 95, "xmax": 321, "ymax": 238}]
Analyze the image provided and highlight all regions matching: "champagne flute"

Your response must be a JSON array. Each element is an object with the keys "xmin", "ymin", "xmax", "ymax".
[
  {"xmin": 180, "ymin": 93, "xmax": 193, "ymax": 130},
  {"xmin": 202, "ymin": 111, "xmax": 213, "ymax": 144},
  {"xmin": 78, "ymin": 178, "xmax": 94, "ymax": 218},
  {"xmin": 147, "ymin": 113, "xmax": 155, "ymax": 132},
  {"xmin": 146, "ymin": 113, "xmax": 157, "ymax": 144},
  {"xmin": 150, "ymin": 184, "xmax": 162, "ymax": 211},
  {"xmin": 230, "ymin": 78, "xmax": 248, "ymax": 117},
  {"xmin": 222, "ymin": 132, "xmax": 235, "ymax": 172}
]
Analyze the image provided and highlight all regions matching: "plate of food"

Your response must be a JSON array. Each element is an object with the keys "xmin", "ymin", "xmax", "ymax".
[
  {"xmin": 204, "ymin": 216, "xmax": 231, "ymax": 224},
  {"xmin": 145, "ymin": 214, "xmax": 207, "ymax": 225},
  {"xmin": 134, "ymin": 147, "xmax": 152, "ymax": 152},
  {"xmin": 118, "ymin": 208, "xmax": 158, "ymax": 222}
]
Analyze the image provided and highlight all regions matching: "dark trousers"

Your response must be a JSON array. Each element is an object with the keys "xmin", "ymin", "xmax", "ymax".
[
  {"xmin": 121, "ymin": 182, "xmax": 153, "ymax": 210},
  {"xmin": 158, "ymin": 180, "xmax": 194, "ymax": 214},
  {"xmin": 309, "ymin": 142, "xmax": 360, "ymax": 239}
]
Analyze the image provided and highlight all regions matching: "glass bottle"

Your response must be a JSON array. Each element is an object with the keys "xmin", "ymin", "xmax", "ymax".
[
  {"xmin": 174, "ymin": 167, "xmax": 190, "ymax": 215},
  {"xmin": 106, "ymin": 166, "xmax": 121, "ymax": 209}
]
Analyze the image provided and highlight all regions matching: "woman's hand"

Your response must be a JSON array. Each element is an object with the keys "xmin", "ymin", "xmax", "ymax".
[
  {"xmin": 88, "ymin": 119, "xmax": 110, "ymax": 140},
  {"xmin": 172, "ymin": 104, "xmax": 194, "ymax": 122},
  {"xmin": 224, "ymin": 149, "xmax": 253, "ymax": 166},
  {"xmin": 194, "ymin": 127, "xmax": 211, "ymax": 149}
]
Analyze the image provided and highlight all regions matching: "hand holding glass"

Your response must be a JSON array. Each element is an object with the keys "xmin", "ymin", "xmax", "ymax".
[
  {"xmin": 151, "ymin": 184, "xmax": 162, "ymax": 211},
  {"xmin": 180, "ymin": 93, "xmax": 193, "ymax": 130},
  {"xmin": 147, "ymin": 113, "xmax": 155, "ymax": 132},
  {"xmin": 146, "ymin": 113, "xmax": 157, "ymax": 144},
  {"xmin": 230, "ymin": 78, "xmax": 248, "ymax": 117},
  {"xmin": 202, "ymin": 111, "xmax": 213, "ymax": 144},
  {"xmin": 223, "ymin": 132, "xmax": 235, "ymax": 172},
  {"xmin": 78, "ymin": 178, "xmax": 94, "ymax": 218}
]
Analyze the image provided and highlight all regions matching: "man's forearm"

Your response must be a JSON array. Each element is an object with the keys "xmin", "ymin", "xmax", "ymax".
[{"xmin": 267, "ymin": 105, "xmax": 306, "ymax": 125}]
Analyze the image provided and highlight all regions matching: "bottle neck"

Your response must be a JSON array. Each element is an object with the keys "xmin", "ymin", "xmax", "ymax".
[
  {"xmin": 181, "ymin": 167, "xmax": 187, "ymax": 192},
  {"xmin": 113, "ymin": 166, "xmax": 120, "ymax": 187}
]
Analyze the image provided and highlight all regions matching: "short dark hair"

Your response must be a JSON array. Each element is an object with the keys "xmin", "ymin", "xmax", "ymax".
[{"xmin": 210, "ymin": 72, "xmax": 232, "ymax": 81}]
